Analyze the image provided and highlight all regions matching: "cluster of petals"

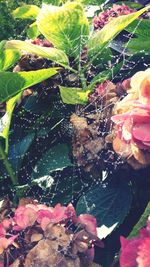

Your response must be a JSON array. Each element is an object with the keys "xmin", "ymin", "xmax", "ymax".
[
  {"xmin": 93, "ymin": 4, "xmax": 134, "ymax": 30},
  {"xmin": 111, "ymin": 68, "xmax": 150, "ymax": 165},
  {"xmin": 120, "ymin": 216, "xmax": 150, "ymax": 267},
  {"xmin": 0, "ymin": 201, "xmax": 98, "ymax": 256}
]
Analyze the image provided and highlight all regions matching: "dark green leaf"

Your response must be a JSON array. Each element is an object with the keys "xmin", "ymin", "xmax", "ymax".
[
  {"xmin": 88, "ymin": 63, "xmax": 122, "ymax": 90},
  {"xmin": 126, "ymin": 19, "xmax": 150, "ymax": 38},
  {"xmin": 0, "ymin": 68, "xmax": 58, "ymax": 103},
  {"xmin": 127, "ymin": 38, "xmax": 150, "ymax": 54},
  {"xmin": 76, "ymin": 182, "xmax": 132, "ymax": 237},
  {"xmin": 31, "ymin": 143, "xmax": 73, "ymax": 179},
  {"xmin": 8, "ymin": 133, "xmax": 35, "ymax": 174}
]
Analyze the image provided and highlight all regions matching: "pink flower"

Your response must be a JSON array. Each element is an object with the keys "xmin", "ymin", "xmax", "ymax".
[
  {"xmin": 0, "ymin": 224, "xmax": 6, "ymax": 237},
  {"xmin": 120, "ymin": 216, "xmax": 150, "ymax": 267},
  {"xmin": 93, "ymin": 4, "xmax": 134, "ymax": 30},
  {"xmin": 31, "ymin": 38, "xmax": 52, "ymax": 47},
  {"xmin": 112, "ymin": 69, "xmax": 150, "ymax": 165},
  {"xmin": 37, "ymin": 203, "xmax": 67, "ymax": 227},
  {"xmin": 77, "ymin": 214, "xmax": 97, "ymax": 235},
  {"xmin": 14, "ymin": 206, "xmax": 37, "ymax": 230}
]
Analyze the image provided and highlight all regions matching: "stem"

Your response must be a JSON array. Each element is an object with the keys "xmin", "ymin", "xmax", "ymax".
[
  {"xmin": 80, "ymin": 71, "xmax": 87, "ymax": 90},
  {"xmin": 0, "ymin": 142, "xmax": 18, "ymax": 186}
]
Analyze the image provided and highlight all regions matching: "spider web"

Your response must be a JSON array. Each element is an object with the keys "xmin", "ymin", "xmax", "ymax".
[{"xmin": 0, "ymin": 4, "xmax": 149, "ymax": 207}]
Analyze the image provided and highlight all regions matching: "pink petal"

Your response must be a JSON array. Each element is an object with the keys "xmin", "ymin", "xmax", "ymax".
[
  {"xmin": 111, "ymin": 113, "xmax": 130, "ymax": 125},
  {"xmin": 131, "ymin": 109, "xmax": 150, "ymax": 123},
  {"xmin": 133, "ymin": 101, "xmax": 150, "ymax": 111},
  {"xmin": 65, "ymin": 203, "xmax": 77, "ymax": 223},
  {"xmin": 40, "ymin": 217, "xmax": 51, "ymax": 231},
  {"xmin": 77, "ymin": 214, "xmax": 97, "ymax": 235},
  {"xmin": 137, "ymin": 237, "xmax": 150, "ymax": 267},
  {"xmin": 2, "ymin": 219, "xmax": 12, "ymax": 230},
  {"xmin": 122, "ymin": 118, "xmax": 132, "ymax": 141},
  {"xmin": 37, "ymin": 204, "xmax": 66, "ymax": 224},
  {"xmin": 120, "ymin": 236, "xmax": 141, "ymax": 267},
  {"xmin": 14, "ymin": 207, "xmax": 37, "ymax": 229},
  {"xmin": 0, "ymin": 224, "xmax": 6, "ymax": 237},
  {"xmin": 133, "ymin": 123, "xmax": 150, "ymax": 142}
]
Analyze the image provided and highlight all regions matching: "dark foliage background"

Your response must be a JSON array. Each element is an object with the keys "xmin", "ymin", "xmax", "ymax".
[{"xmin": 0, "ymin": 0, "xmax": 41, "ymax": 40}]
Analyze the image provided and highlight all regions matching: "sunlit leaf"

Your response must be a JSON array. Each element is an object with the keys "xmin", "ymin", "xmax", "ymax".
[
  {"xmin": 27, "ymin": 22, "xmax": 40, "ymax": 39},
  {"xmin": 59, "ymin": 86, "xmax": 90, "ymax": 105},
  {"xmin": 6, "ymin": 40, "xmax": 69, "ymax": 67},
  {"xmin": 37, "ymin": 2, "xmax": 89, "ymax": 59},
  {"xmin": 0, "ymin": 68, "xmax": 59, "ymax": 103},
  {"xmin": 0, "ymin": 93, "xmax": 22, "ymax": 153},
  {"xmin": 13, "ymin": 5, "xmax": 40, "ymax": 20},
  {"xmin": 0, "ymin": 41, "xmax": 21, "ymax": 71},
  {"xmin": 88, "ymin": 5, "xmax": 150, "ymax": 64}
]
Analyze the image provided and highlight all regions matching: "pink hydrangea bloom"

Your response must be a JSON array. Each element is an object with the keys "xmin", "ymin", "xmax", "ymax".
[
  {"xmin": 77, "ymin": 214, "xmax": 97, "ymax": 235},
  {"xmin": 14, "ymin": 206, "xmax": 37, "ymax": 230},
  {"xmin": 120, "ymin": 216, "xmax": 150, "ymax": 267},
  {"xmin": 93, "ymin": 4, "xmax": 134, "ymax": 30},
  {"xmin": 112, "ymin": 69, "xmax": 150, "ymax": 154}
]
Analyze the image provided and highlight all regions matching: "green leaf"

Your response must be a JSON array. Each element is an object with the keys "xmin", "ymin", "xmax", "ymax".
[
  {"xmin": 43, "ymin": 0, "xmax": 61, "ymax": 5},
  {"xmin": 8, "ymin": 133, "xmax": 35, "ymax": 174},
  {"xmin": 59, "ymin": 86, "xmax": 90, "ymax": 105},
  {"xmin": 6, "ymin": 40, "xmax": 69, "ymax": 68},
  {"xmin": 37, "ymin": 2, "xmax": 89, "ymax": 58},
  {"xmin": 88, "ymin": 5, "xmax": 150, "ymax": 64},
  {"xmin": 128, "ymin": 201, "xmax": 150, "ymax": 239},
  {"xmin": 0, "ymin": 93, "xmax": 22, "ymax": 153},
  {"xmin": 13, "ymin": 5, "xmax": 40, "ymax": 20},
  {"xmin": 31, "ymin": 144, "xmax": 73, "ymax": 179},
  {"xmin": 126, "ymin": 19, "xmax": 150, "ymax": 38},
  {"xmin": 27, "ymin": 22, "xmax": 40, "ymax": 39},
  {"xmin": 127, "ymin": 37, "xmax": 150, "ymax": 54},
  {"xmin": 0, "ymin": 68, "xmax": 59, "ymax": 103},
  {"xmin": 88, "ymin": 63, "xmax": 122, "ymax": 90},
  {"xmin": 76, "ymin": 182, "xmax": 132, "ymax": 236},
  {"xmin": 0, "ymin": 41, "xmax": 21, "ymax": 71},
  {"xmin": 107, "ymin": 1, "xmax": 142, "ymax": 9}
]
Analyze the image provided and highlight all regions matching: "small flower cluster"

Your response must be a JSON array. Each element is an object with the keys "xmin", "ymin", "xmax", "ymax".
[
  {"xmin": 111, "ymin": 68, "xmax": 150, "ymax": 169},
  {"xmin": 0, "ymin": 199, "xmax": 102, "ymax": 266},
  {"xmin": 93, "ymin": 4, "xmax": 135, "ymax": 30},
  {"xmin": 31, "ymin": 38, "xmax": 52, "ymax": 47},
  {"xmin": 120, "ymin": 216, "xmax": 150, "ymax": 267}
]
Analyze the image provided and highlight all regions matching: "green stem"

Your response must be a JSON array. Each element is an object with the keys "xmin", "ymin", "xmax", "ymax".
[
  {"xmin": 79, "ymin": 70, "xmax": 87, "ymax": 90},
  {"xmin": 0, "ymin": 142, "xmax": 18, "ymax": 186}
]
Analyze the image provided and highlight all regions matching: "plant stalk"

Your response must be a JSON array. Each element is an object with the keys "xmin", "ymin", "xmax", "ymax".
[{"xmin": 0, "ymin": 142, "xmax": 18, "ymax": 186}]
